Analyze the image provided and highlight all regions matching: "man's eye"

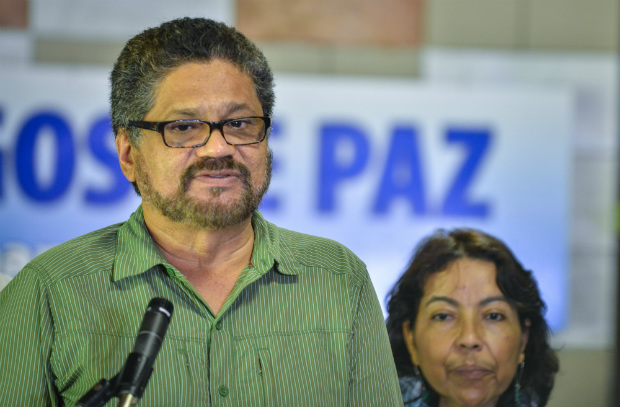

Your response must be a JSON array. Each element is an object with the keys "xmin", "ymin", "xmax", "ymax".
[
  {"xmin": 227, "ymin": 120, "xmax": 248, "ymax": 129},
  {"xmin": 171, "ymin": 123, "xmax": 195, "ymax": 132}
]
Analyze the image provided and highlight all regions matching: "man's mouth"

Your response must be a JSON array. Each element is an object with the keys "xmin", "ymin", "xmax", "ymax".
[
  {"xmin": 199, "ymin": 170, "xmax": 241, "ymax": 179},
  {"xmin": 180, "ymin": 157, "xmax": 252, "ymax": 191}
]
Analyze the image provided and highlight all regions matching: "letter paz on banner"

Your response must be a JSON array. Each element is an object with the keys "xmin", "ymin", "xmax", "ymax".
[
  {"xmin": 76, "ymin": 298, "xmax": 174, "ymax": 407},
  {"xmin": 1, "ymin": 108, "xmax": 491, "ymax": 219},
  {"xmin": 318, "ymin": 123, "xmax": 492, "ymax": 216}
]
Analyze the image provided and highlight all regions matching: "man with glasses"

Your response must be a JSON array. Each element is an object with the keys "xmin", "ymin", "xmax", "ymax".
[{"xmin": 0, "ymin": 17, "xmax": 402, "ymax": 407}]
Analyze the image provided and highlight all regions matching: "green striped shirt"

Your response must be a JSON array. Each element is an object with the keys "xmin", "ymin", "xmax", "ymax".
[{"xmin": 0, "ymin": 206, "xmax": 403, "ymax": 407}]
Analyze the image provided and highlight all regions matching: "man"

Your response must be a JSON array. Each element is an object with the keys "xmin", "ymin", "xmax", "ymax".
[{"xmin": 0, "ymin": 18, "xmax": 403, "ymax": 406}]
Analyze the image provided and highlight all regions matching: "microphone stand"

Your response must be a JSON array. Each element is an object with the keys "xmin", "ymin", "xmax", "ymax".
[
  {"xmin": 76, "ymin": 365, "xmax": 152, "ymax": 407},
  {"xmin": 75, "ymin": 373, "xmax": 120, "ymax": 407},
  {"xmin": 76, "ymin": 298, "xmax": 172, "ymax": 407}
]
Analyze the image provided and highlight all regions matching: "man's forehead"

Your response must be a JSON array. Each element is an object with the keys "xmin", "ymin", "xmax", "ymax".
[{"xmin": 148, "ymin": 61, "xmax": 261, "ymax": 119}]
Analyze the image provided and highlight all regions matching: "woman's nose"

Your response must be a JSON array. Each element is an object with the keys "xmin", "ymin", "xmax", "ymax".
[{"xmin": 456, "ymin": 318, "xmax": 483, "ymax": 351}]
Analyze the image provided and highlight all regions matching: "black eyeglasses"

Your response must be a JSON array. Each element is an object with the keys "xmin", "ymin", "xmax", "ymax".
[{"xmin": 128, "ymin": 116, "xmax": 271, "ymax": 148}]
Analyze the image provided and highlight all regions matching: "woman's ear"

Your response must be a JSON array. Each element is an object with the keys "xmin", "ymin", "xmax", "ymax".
[
  {"xmin": 402, "ymin": 321, "xmax": 420, "ymax": 366},
  {"xmin": 116, "ymin": 129, "xmax": 137, "ymax": 183},
  {"xmin": 519, "ymin": 318, "xmax": 531, "ymax": 364}
]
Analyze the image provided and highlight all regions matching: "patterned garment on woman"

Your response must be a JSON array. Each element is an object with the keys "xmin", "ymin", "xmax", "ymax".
[
  {"xmin": 399, "ymin": 375, "xmax": 540, "ymax": 407},
  {"xmin": 400, "ymin": 376, "xmax": 431, "ymax": 407}
]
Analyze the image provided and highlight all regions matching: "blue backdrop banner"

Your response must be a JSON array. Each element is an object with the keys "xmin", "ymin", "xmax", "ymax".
[{"xmin": 0, "ymin": 67, "xmax": 572, "ymax": 331}]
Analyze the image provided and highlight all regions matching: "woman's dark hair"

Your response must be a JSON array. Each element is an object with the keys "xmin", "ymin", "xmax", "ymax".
[{"xmin": 386, "ymin": 228, "xmax": 559, "ymax": 406}]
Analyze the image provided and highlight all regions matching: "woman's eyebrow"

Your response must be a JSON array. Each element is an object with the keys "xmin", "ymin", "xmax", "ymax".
[
  {"xmin": 479, "ymin": 296, "xmax": 510, "ymax": 307},
  {"xmin": 424, "ymin": 296, "xmax": 458, "ymax": 307},
  {"xmin": 424, "ymin": 295, "xmax": 510, "ymax": 308}
]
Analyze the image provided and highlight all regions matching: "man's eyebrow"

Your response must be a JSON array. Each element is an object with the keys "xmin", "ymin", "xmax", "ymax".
[
  {"xmin": 222, "ymin": 102, "xmax": 254, "ymax": 116},
  {"xmin": 167, "ymin": 103, "xmax": 254, "ymax": 119},
  {"xmin": 168, "ymin": 108, "xmax": 200, "ymax": 118}
]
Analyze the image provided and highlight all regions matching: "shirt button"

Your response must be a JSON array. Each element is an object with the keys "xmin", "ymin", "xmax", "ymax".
[
  {"xmin": 215, "ymin": 321, "xmax": 223, "ymax": 330},
  {"xmin": 218, "ymin": 385, "xmax": 229, "ymax": 397}
]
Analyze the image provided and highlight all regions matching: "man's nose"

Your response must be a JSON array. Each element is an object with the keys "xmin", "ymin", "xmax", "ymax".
[{"xmin": 195, "ymin": 127, "xmax": 235, "ymax": 158}]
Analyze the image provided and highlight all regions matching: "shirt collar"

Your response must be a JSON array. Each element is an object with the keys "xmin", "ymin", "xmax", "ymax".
[
  {"xmin": 112, "ymin": 206, "xmax": 305, "ymax": 282},
  {"xmin": 113, "ymin": 205, "xmax": 169, "ymax": 282},
  {"xmin": 249, "ymin": 210, "xmax": 304, "ymax": 276}
]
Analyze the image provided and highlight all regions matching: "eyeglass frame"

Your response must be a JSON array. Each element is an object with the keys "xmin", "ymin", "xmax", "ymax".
[{"xmin": 127, "ymin": 116, "xmax": 272, "ymax": 148}]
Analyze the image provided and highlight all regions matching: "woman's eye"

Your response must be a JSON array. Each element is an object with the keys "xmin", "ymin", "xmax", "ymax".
[
  {"xmin": 485, "ymin": 312, "xmax": 505, "ymax": 321},
  {"xmin": 431, "ymin": 313, "xmax": 453, "ymax": 322}
]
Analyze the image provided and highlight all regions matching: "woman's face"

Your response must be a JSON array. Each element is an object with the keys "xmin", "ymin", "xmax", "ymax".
[{"xmin": 403, "ymin": 258, "xmax": 529, "ymax": 407}]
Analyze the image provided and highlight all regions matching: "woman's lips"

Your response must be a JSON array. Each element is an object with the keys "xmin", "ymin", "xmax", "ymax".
[{"xmin": 452, "ymin": 365, "xmax": 493, "ymax": 380}]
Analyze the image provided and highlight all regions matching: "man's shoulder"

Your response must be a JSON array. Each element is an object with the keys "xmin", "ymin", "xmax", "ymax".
[
  {"xmin": 26, "ymin": 222, "xmax": 125, "ymax": 283},
  {"xmin": 277, "ymin": 226, "xmax": 354, "ymax": 254},
  {"xmin": 257, "ymin": 215, "xmax": 366, "ymax": 276},
  {"xmin": 40, "ymin": 222, "xmax": 124, "ymax": 256}
]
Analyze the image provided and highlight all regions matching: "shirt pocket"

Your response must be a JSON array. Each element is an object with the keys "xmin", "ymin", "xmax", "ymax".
[
  {"xmin": 234, "ymin": 330, "xmax": 350, "ymax": 407},
  {"xmin": 51, "ymin": 332, "xmax": 131, "ymax": 404},
  {"xmin": 257, "ymin": 347, "xmax": 274, "ymax": 407},
  {"xmin": 155, "ymin": 337, "xmax": 210, "ymax": 406}
]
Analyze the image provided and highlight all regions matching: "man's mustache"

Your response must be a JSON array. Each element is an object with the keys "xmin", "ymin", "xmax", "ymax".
[{"xmin": 180, "ymin": 157, "xmax": 252, "ymax": 190}]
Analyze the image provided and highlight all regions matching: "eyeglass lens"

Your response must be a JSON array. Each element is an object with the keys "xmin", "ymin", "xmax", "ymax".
[{"xmin": 163, "ymin": 118, "xmax": 266, "ymax": 147}]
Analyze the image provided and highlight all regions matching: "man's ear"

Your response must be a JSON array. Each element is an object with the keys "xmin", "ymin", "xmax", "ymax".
[
  {"xmin": 402, "ymin": 321, "xmax": 420, "ymax": 366},
  {"xmin": 116, "ymin": 128, "xmax": 136, "ymax": 183}
]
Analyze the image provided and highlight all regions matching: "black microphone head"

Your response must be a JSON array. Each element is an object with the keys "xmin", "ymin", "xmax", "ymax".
[
  {"xmin": 134, "ymin": 298, "xmax": 174, "ymax": 356},
  {"xmin": 116, "ymin": 297, "xmax": 174, "ymax": 399},
  {"xmin": 146, "ymin": 298, "xmax": 173, "ymax": 317}
]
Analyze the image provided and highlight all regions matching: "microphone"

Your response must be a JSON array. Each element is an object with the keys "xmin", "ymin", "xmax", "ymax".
[{"xmin": 116, "ymin": 298, "xmax": 174, "ymax": 407}]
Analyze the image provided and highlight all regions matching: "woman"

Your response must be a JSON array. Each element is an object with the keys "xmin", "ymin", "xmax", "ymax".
[{"xmin": 386, "ymin": 228, "xmax": 558, "ymax": 407}]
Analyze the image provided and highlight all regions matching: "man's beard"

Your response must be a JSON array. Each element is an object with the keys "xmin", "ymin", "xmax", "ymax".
[{"xmin": 134, "ymin": 149, "xmax": 272, "ymax": 230}]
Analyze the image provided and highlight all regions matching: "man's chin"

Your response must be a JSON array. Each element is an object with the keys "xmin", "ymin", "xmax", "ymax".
[
  {"xmin": 140, "ymin": 176, "xmax": 267, "ymax": 230},
  {"xmin": 171, "ymin": 195, "xmax": 259, "ymax": 230},
  {"xmin": 188, "ymin": 194, "xmax": 244, "ymax": 212},
  {"xmin": 186, "ymin": 184, "xmax": 243, "ymax": 202}
]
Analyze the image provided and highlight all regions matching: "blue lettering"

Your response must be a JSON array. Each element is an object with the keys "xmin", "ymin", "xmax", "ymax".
[
  {"xmin": 259, "ymin": 119, "xmax": 281, "ymax": 211},
  {"xmin": 373, "ymin": 125, "xmax": 426, "ymax": 214},
  {"xmin": 16, "ymin": 112, "xmax": 75, "ymax": 202},
  {"xmin": 0, "ymin": 107, "xmax": 3, "ymax": 200},
  {"xmin": 84, "ymin": 115, "xmax": 131, "ymax": 204},
  {"xmin": 441, "ymin": 128, "xmax": 492, "ymax": 217},
  {"xmin": 318, "ymin": 123, "xmax": 369, "ymax": 212}
]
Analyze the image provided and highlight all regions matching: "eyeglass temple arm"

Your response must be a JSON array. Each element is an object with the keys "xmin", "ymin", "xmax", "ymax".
[{"xmin": 128, "ymin": 121, "xmax": 160, "ymax": 132}]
